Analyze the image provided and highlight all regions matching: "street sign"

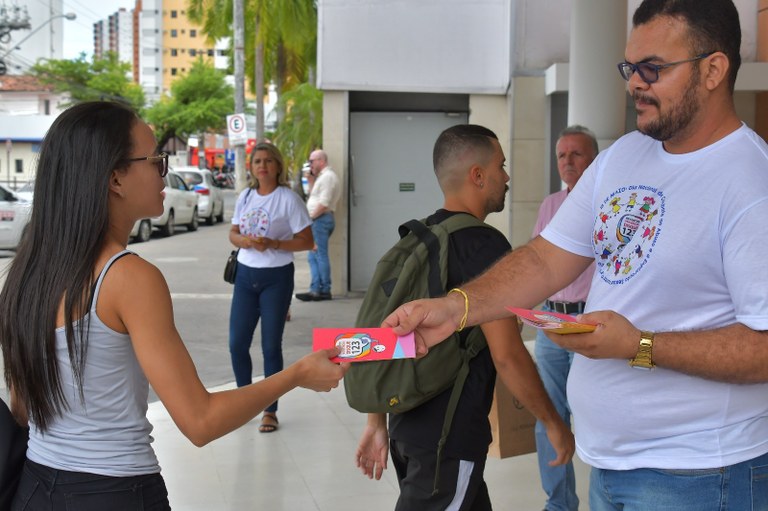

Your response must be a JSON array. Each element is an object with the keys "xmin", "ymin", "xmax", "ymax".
[{"xmin": 227, "ymin": 113, "xmax": 248, "ymax": 146}]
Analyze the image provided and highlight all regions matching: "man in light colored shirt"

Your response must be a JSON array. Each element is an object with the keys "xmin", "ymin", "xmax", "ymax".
[
  {"xmin": 531, "ymin": 125, "xmax": 597, "ymax": 511},
  {"xmin": 297, "ymin": 150, "xmax": 341, "ymax": 301}
]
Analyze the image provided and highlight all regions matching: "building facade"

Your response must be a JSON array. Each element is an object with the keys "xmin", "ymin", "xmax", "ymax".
[{"xmin": 316, "ymin": 0, "xmax": 768, "ymax": 294}]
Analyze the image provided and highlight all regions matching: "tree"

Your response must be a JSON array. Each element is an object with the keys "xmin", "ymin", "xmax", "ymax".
[
  {"xmin": 31, "ymin": 52, "xmax": 145, "ymax": 111},
  {"xmin": 144, "ymin": 58, "xmax": 234, "ymax": 153},
  {"xmin": 188, "ymin": 0, "xmax": 318, "ymax": 138},
  {"xmin": 273, "ymin": 82, "xmax": 322, "ymax": 178}
]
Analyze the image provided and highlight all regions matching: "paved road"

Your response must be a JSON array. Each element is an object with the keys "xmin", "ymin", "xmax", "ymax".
[{"xmin": 0, "ymin": 189, "xmax": 363, "ymax": 403}]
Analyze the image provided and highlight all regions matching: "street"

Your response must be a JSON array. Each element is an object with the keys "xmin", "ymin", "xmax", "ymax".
[{"xmin": 0, "ymin": 189, "xmax": 362, "ymax": 403}]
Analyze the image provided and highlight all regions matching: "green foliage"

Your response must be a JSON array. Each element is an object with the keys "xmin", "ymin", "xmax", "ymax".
[
  {"xmin": 274, "ymin": 82, "xmax": 322, "ymax": 177},
  {"xmin": 31, "ymin": 52, "xmax": 145, "ymax": 111},
  {"xmin": 144, "ymin": 58, "xmax": 234, "ymax": 148}
]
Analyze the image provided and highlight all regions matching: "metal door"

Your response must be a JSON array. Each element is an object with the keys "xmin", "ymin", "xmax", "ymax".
[{"xmin": 349, "ymin": 111, "xmax": 468, "ymax": 291}]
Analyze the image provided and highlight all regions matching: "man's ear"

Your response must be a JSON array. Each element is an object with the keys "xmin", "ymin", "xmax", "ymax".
[
  {"xmin": 109, "ymin": 170, "xmax": 125, "ymax": 197},
  {"xmin": 469, "ymin": 164, "xmax": 484, "ymax": 187},
  {"xmin": 703, "ymin": 52, "xmax": 730, "ymax": 92}
]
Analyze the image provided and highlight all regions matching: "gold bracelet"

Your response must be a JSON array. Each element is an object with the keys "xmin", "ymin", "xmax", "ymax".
[{"xmin": 448, "ymin": 288, "xmax": 469, "ymax": 332}]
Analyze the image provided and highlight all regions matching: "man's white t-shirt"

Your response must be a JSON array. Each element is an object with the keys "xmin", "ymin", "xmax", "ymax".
[
  {"xmin": 542, "ymin": 124, "xmax": 768, "ymax": 470},
  {"xmin": 232, "ymin": 186, "xmax": 311, "ymax": 269}
]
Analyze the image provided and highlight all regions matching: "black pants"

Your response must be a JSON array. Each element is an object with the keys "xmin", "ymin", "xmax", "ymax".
[
  {"xmin": 12, "ymin": 460, "xmax": 171, "ymax": 511},
  {"xmin": 390, "ymin": 439, "xmax": 492, "ymax": 511}
]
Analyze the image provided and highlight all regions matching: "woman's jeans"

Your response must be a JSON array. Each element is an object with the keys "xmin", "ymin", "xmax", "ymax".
[
  {"xmin": 229, "ymin": 262, "xmax": 294, "ymax": 413},
  {"xmin": 590, "ymin": 450, "xmax": 768, "ymax": 511},
  {"xmin": 12, "ymin": 459, "xmax": 170, "ymax": 510},
  {"xmin": 308, "ymin": 213, "xmax": 334, "ymax": 294}
]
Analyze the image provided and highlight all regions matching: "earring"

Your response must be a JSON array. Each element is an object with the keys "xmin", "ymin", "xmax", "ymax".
[{"xmin": 479, "ymin": 182, "xmax": 484, "ymax": 189}]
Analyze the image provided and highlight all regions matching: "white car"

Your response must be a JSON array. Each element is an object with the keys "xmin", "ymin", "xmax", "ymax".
[
  {"xmin": 130, "ymin": 218, "xmax": 153, "ymax": 243},
  {"xmin": 0, "ymin": 183, "xmax": 32, "ymax": 250},
  {"xmin": 175, "ymin": 167, "xmax": 225, "ymax": 225},
  {"xmin": 14, "ymin": 180, "xmax": 35, "ymax": 202},
  {"xmin": 152, "ymin": 170, "xmax": 199, "ymax": 236}
]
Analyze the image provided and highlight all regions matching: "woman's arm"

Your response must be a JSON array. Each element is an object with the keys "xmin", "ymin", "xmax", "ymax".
[{"xmin": 108, "ymin": 255, "xmax": 347, "ymax": 447}]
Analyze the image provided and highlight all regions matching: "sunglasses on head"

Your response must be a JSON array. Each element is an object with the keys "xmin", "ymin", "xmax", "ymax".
[{"xmin": 127, "ymin": 152, "xmax": 169, "ymax": 177}]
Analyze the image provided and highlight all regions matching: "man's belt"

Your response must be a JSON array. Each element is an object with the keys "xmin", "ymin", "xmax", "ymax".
[{"xmin": 545, "ymin": 300, "xmax": 586, "ymax": 315}]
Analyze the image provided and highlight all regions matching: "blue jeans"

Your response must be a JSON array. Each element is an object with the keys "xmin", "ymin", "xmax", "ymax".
[
  {"xmin": 308, "ymin": 212, "xmax": 335, "ymax": 294},
  {"xmin": 534, "ymin": 304, "xmax": 578, "ymax": 511},
  {"xmin": 589, "ymin": 450, "xmax": 768, "ymax": 510},
  {"xmin": 12, "ymin": 459, "xmax": 170, "ymax": 510},
  {"xmin": 229, "ymin": 262, "xmax": 294, "ymax": 413}
]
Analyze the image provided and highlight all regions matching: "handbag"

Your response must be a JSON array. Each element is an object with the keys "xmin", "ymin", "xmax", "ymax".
[
  {"xmin": 224, "ymin": 249, "xmax": 239, "ymax": 284},
  {"xmin": 0, "ymin": 398, "xmax": 28, "ymax": 508}
]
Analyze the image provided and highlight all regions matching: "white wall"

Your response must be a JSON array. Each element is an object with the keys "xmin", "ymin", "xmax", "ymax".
[
  {"xmin": 318, "ymin": 0, "xmax": 512, "ymax": 93},
  {"xmin": 139, "ymin": 0, "xmax": 162, "ymax": 104}
]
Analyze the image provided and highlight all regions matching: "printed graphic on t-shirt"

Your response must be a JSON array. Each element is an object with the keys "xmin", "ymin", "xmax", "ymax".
[
  {"xmin": 593, "ymin": 184, "xmax": 664, "ymax": 285},
  {"xmin": 240, "ymin": 207, "xmax": 271, "ymax": 238}
]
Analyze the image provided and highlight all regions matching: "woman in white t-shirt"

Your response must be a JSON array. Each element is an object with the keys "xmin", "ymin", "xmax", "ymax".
[{"xmin": 228, "ymin": 142, "xmax": 314, "ymax": 433}]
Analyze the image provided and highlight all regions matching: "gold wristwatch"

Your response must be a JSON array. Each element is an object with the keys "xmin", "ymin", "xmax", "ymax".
[{"xmin": 628, "ymin": 331, "xmax": 655, "ymax": 370}]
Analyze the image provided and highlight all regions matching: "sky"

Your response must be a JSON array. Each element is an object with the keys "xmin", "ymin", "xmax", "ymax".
[{"xmin": 61, "ymin": 0, "xmax": 133, "ymax": 59}]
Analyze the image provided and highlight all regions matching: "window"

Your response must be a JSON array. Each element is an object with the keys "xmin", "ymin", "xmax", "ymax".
[
  {"xmin": 189, "ymin": 49, "xmax": 197, "ymax": 57},
  {"xmin": 170, "ymin": 48, "xmax": 178, "ymax": 56},
  {"xmin": 190, "ymin": 29, "xmax": 197, "ymax": 37},
  {"xmin": 44, "ymin": 99, "xmax": 50, "ymax": 115},
  {"xmin": 14, "ymin": 159, "xmax": 23, "ymax": 174},
  {"xmin": 207, "ymin": 49, "xmax": 214, "ymax": 57},
  {"xmin": 170, "ymin": 29, "xmax": 177, "ymax": 37},
  {"xmin": 171, "ymin": 10, "xmax": 177, "ymax": 18},
  {"xmin": 171, "ymin": 68, "xmax": 177, "ymax": 76}
]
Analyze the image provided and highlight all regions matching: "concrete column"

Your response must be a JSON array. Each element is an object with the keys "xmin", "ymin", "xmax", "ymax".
[{"xmin": 568, "ymin": 0, "xmax": 628, "ymax": 148}]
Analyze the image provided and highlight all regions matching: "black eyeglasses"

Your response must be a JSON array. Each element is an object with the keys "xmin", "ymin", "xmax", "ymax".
[
  {"xmin": 617, "ymin": 52, "xmax": 714, "ymax": 84},
  {"xmin": 127, "ymin": 152, "xmax": 169, "ymax": 177}
]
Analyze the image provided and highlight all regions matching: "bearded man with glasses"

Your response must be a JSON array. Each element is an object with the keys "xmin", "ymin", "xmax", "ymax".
[{"xmin": 382, "ymin": 1, "xmax": 768, "ymax": 510}]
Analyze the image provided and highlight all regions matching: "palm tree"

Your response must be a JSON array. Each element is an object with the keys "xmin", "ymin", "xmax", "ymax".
[{"xmin": 187, "ymin": 0, "xmax": 318, "ymax": 140}]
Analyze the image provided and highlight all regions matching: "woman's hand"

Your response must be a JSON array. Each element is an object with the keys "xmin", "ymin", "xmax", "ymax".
[{"xmin": 294, "ymin": 348, "xmax": 349, "ymax": 392}]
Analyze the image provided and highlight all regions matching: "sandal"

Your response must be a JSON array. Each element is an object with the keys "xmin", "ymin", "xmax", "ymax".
[{"xmin": 259, "ymin": 412, "xmax": 279, "ymax": 433}]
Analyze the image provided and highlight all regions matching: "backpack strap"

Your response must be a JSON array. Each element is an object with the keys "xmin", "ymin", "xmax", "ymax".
[
  {"xmin": 431, "ymin": 326, "xmax": 484, "ymax": 495},
  {"xmin": 399, "ymin": 219, "xmax": 443, "ymax": 298}
]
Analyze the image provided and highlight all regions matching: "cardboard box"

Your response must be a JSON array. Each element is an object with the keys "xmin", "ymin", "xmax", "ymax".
[{"xmin": 487, "ymin": 375, "xmax": 537, "ymax": 458}]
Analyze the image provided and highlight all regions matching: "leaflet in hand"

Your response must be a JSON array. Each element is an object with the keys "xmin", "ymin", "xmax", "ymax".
[
  {"xmin": 507, "ymin": 307, "xmax": 596, "ymax": 334},
  {"xmin": 313, "ymin": 328, "xmax": 416, "ymax": 363}
]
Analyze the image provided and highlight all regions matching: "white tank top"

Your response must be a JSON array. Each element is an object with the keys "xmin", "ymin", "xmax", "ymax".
[{"xmin": 27, "ymin": 250, "xmax": 160, "ymax": 476}]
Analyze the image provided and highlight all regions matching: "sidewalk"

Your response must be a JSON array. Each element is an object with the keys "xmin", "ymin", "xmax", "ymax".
[{"xmin": 151, "ymin": 251, "xmax": 591, "ymax": 510}]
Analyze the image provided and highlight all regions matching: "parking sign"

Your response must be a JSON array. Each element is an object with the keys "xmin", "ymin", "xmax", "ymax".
[{"xmin": 227, "ymin": 113, "xmax": 248, "ymax": 146}]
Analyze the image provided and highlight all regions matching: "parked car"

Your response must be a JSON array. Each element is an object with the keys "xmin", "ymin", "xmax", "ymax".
[
  {"xmin": 175, "ymin": 167, "xmax": 225, "ymax": 225},
  {"xmin": 0, "ymin": 183, "xmax": 32, "ymax": 250},
  {"xmin": 15, "ymin": 180, "xmax": 35, "ymax": 202},
  {"xmin": 130, "ymin": 218, "xmax": 153, "ymax": 243},
  {"xmin": 152, "ymin": 170, "xmax": 199, "ymax": 236}
]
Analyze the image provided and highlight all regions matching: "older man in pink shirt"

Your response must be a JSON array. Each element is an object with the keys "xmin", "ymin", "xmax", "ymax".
[{"xmin": 531, "ymin": 125, "xmax": 597, "ymax": 511}]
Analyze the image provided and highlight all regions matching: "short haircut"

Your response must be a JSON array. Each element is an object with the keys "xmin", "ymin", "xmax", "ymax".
[
  {"xmin": 632, "ymin": 0, "xmax": 741, "ymax": 92},
  {"xmin": 558, "ymin": 125, "xmax": 599, "ymax": 157},
  {"xmin": 433, "ymin": 124, "xmax": 498, "ymax": 177}
]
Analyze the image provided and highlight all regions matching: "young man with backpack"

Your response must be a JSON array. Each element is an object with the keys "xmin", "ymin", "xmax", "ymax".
[{"xmin": 353, "ymin": 124, "xmax": 574, "ymax": 510}]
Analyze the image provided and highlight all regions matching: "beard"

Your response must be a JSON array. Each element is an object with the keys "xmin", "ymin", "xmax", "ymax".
[
  {"xmin": 634, "ymin": 70, "xmax": 701, "ymax": 142},
  {"xmin": 487, "ymin": 185, "xmax": 509, "ymax": 214}
]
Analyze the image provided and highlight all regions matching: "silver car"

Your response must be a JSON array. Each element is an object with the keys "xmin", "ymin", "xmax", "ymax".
[
  {"xmin": 175, "ymin": 167, "xmax": 225, "ymax": 225},
  {"xmin": 152, "ymin": 170, "xmax": 199, "ymax": 237},
  {"xmin": 0, "ymin": 183, "xmax": 32, "ymax": 250}
]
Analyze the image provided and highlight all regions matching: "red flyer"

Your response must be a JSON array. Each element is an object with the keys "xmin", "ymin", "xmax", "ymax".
[
  {"xmin": 312, "ymin": 328, "xmax": 416, "ymax": 363},
  {"xmin": 506, "ymin": 307, "xmax": 596, "ymax": 334}
]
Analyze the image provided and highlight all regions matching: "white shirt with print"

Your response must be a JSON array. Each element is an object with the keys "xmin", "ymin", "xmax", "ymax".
[
  {"xmin": 232, "ymin": 186, "xmax": 311, "ymax": 269},
  {"xmin": 542, "ymin": 124, "xmax": 768, "ymax": 470}
]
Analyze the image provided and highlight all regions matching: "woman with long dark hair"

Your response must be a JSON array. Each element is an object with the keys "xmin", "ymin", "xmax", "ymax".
[
  {"xmin": 228, "ymin": 142, "xmax": 314, "ymax": 433},
  {"xmin": 0, "ymin": 101, "xmax": 346, "ymax": 510}
]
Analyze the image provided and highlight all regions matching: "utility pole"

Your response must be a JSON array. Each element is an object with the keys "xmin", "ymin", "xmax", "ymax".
[{"xmin": 233, "ymin": 0, "xmax": 247, "ymax": 191}]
